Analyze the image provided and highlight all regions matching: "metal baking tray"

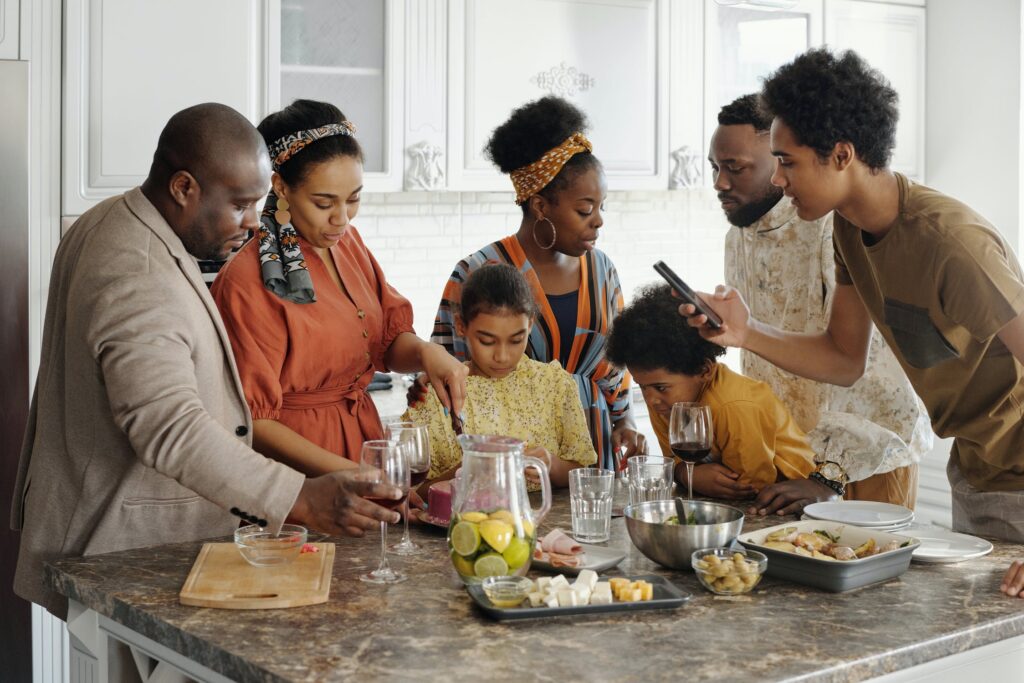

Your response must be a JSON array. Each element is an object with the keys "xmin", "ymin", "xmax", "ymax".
[
  {"xmin": 467, "ymin": 574, "xmax": 690, "ymax": 621},
  {"xmin": 739, "ymin": 520, "xmax": 920, "ymax": 592}
]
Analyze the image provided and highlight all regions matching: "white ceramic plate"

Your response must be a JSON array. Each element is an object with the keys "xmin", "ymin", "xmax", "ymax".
[
  {"xmin": 891, "ymin": 525, "xmax": 994, "ymax": 564},
  {"xmin": 800, "ymin": 513, "xmax": 912, "ymax": 532},
  {"xmin": 531, "ymin": 543, "xmax": 627, "ymax": 575},
  {"xmin": 803, "ymin": 501, "xmax": 914, "ymax": 527}
]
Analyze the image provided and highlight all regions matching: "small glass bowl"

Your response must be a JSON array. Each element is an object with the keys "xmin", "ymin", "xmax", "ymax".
[
  {"xmin": 481, "ymin": 575, "xmax": 533, "ymax": 608},
  {"xmin": 234, "ymin": 524, "xmax": 307, "ymax": 567},
  {"xmin": 691, "ymin": 547, "xmax": 767, "ymax": 595}
]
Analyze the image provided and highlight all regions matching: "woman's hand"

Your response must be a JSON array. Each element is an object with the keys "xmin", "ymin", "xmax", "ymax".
[
  {"xmin": 1001, "ymin": 561, "xmax": 1024, "ymax": 598},
  {"xmin": 405, "ymin": 372, "xmax": 429, "ymax": 408},
  {"xmin": 746, "ymin": 478, "xmax": 839, "ymax": 517},
  {"xmin": 685, "ymin": 462, "xmax": 756, "ymax": 499},
  {"xmin": 612, "ymin": 423, "xmax": 647, "ymax": 460},
  {"xmin": 419, "ymin": 342, "xmax": 469, "ymax": 417},
  {"xmin": 678, "ymin": 285, "xmax": 751, "ymax": 348}
]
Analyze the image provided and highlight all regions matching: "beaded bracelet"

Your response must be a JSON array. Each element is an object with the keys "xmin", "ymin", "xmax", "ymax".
[{"xmin": 809, "ymin": 471, "xmax": 845, "ymax": 497}]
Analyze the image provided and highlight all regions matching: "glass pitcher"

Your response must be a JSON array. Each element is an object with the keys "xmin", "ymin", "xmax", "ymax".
[{"xmin": 447, "ymin": 435, "xmax": 551, "ymax": 584}]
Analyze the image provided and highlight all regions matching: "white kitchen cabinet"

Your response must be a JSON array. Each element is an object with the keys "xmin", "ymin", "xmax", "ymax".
[
  {"xmin": 0, "ymin": 0, "xmax": 18, "ymax": 59},
  {"xmin": 62, "ymin": 0, "xmax": 272, "ymax": 215},
  {"xmin": 447, "ymin": 0, "xmax": 670, "ymax": 192},
  {"xmin": 825, "ymin": 0, "xmax": 926, "ymax": 180}
]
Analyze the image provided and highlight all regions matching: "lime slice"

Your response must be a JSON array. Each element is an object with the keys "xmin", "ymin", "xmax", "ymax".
[
  {"xmin": 479, "ymin": 519, "xmax": 514, "ymax": 553},
  {"xmin": 460, "ymin": 511, "xmax": 489, "ymax": 524},
  {"xmin": 451, "ymin": 551, "xmax": 476, "ymax": 578},
  {"xmin": 450, "ymin": 521, "xmax": 481, "ymax": 557},
  {"xmin": 473, "ymin": 553, "xmax": 509, "ymax": 578},
  {"xmin": 488, "ymin": 509, "xmax": 515, "ymax": 524},
  {"xmin": 502, "ymin": 536, "xmax": 531, "ymax": 570}
]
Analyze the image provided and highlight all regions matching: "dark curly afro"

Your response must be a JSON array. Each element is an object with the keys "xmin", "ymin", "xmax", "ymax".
[
  {"xmin": 606, "ymin": 284, "xmax": 725, "ymax": 376},
  {"xmin": 485, "ymin": 96, "xmax": 602, "ymax": 212},
  {"xmin": 718, "ymin": 93, "xmax": 773, "ymax": 133},
  {"xmin": 760, "ymin": 48, "xmax": 898, "ymax": 170}
]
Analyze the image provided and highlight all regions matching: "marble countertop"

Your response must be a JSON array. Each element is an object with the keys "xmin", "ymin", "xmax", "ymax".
[{"xmin": 49, "ymin": 494, "xmax": 1024, "ymax": 683}]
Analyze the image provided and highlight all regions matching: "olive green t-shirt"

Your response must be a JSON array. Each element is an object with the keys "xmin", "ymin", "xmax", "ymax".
[{"xmin": 833, "ymin": 173, "xmax": 1024, "ymax": 491}]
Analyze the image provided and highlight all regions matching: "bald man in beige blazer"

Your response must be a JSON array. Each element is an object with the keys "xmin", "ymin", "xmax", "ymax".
[{"xmin": 11, "ymin": 104, "xmax": 402, "ymax": 619}]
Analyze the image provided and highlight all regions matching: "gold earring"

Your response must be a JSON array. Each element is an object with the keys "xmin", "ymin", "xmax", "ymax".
[
  {"xmin": 533, "ymin": 216, "xmax": 557, "ymax": 249},
  {"xmin": 275, "ymin": 197, "xmax": 291, "ymax": 226}
]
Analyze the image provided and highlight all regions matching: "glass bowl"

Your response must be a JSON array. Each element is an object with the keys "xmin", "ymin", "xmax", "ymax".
[
  {"xmin": 691, "ymin": 547, "xmax": 767, "ymax": 595},
  {"xmin": 234, "ymin": 524, "xmax": 307, "ymax": 567},
  {"xmin": 481, "ymin": 575, "xmax": 533, "ymax": 608}
]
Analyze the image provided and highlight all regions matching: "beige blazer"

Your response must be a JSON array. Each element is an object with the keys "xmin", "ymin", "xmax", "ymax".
[{"xmin": 11, "ymin": 188, "xmax": 305, "ymax": 618}]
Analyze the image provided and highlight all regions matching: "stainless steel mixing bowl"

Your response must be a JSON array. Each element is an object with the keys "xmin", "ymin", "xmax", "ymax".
[{"xmin": 624, "ymin": 499, "xmax": 744, "ymax": 570}]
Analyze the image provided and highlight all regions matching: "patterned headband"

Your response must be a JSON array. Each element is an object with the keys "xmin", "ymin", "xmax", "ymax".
[
  {"xmin": 267, "ymin": 120, "xmax": 357, "ymax": 171},
  {"xmin": 509, "ymin": 132, "xmax": 593, "ymax": 205}
]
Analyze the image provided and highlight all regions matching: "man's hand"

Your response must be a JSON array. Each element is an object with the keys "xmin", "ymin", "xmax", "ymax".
[
  {"xmin": 683, "ymin": 462, "xmax": 756, "ymax": 499},
  {"xmin": 747, "ymin": 478, "xmax": 839, "ymax": 517},
  {"xmin": 1001, "ymin": 561, "xmax": 1024, "ymax": 598},
  {"xmin": 290, "ymin": 469, "xmax": 402, "ymax": 536},
  {"xmin": 678, "ymin": 285, "xmax": 751, "ymax": 348}
]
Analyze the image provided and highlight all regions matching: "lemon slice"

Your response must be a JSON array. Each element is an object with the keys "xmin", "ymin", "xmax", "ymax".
[
  {"xmin": 450, "ymin": 521, "xmax": 481, "ymax": 557},
  {"xmin": 473, "ymin": 553, "xmax": 509, "ymax": 578},
  {"xmin": 459, "ymin": 511, "xmax": 489, "ymax": 524},
  {"xmin": 521, "ymin": 518, "xmax": 535, "ymax": 538},
  {"xmin": 502, "ymin": 536, "xmax": 531, "ymax": 570},
  {"xmin": 479, "ymin": 519, "xmax": 514, "ymax": 553},
  {"xmin": 451, "ymin": 551, "xmax": 476, "ymax": 577},
  {"xmin": 488, "ymin": 509, "xmax": 515, "ymax": 524}
]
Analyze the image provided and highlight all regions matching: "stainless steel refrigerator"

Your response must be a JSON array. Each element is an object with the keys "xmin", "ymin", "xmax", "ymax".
[{"xmin": 0, "ymin": 57, "xmax": 33, "ymax": 683}]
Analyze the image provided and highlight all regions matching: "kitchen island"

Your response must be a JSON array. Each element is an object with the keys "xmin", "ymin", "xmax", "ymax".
[{"xmin": 50, "ymin": 493, "xmax": 1024, "ymax": 683}]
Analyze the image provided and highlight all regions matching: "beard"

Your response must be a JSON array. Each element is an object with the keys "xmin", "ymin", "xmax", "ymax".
[{"xmin": 723, "ymin": 185, "xmax": 785, "ymax": 228}]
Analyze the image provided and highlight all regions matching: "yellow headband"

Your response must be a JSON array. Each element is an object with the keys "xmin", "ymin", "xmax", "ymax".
[{"xmin": 509, "ymin": 132, "xmax": 593, "ymax": 205}]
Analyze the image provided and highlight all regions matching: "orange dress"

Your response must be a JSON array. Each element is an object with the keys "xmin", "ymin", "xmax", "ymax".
[{"xmin": 211, "ymin": 226, "xmax": 414, "ymax": 463}]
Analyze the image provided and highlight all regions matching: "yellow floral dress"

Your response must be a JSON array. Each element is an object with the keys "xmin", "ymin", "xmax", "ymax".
[{"xmin": 402, "ymin": 357, "xmax": 597, "ymax": 478}]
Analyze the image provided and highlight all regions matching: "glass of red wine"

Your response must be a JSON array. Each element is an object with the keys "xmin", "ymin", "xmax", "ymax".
[
  {"xmin": 359, "ymin": 439, "xmax": 410, "ymax": 584},
  {"xmin": 384, "ymin": 421, "xmax": 431, "ymax": 556},
  {"xmin": 669, "ymin": 402, "xmax": 712, "ymax": 500}
]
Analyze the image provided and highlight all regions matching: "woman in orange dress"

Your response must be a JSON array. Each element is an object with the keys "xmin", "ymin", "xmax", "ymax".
[{"xmin": 212, "ymin": 100, "xmax": 467, "ymax": 476}]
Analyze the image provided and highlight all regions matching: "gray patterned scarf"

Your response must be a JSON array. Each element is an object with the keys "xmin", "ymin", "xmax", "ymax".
[{"xmin": 257, "ymin": 192, "xmax": 316, "ymax": 304}]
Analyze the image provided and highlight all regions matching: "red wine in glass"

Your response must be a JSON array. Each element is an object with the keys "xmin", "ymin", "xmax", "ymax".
[
  {"xmin": 366, "ymin": 494, "xmax": 408, "ymax": 511},
  {"xmin": 410, "ymin": 469, "xmax": 430, "ymax": 487},
  {"xmin": 671, "ymin": 442, "xmax": 710, "ymax": 463}
]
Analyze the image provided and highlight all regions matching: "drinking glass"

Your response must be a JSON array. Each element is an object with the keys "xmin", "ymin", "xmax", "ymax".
[
  {"xmin": 626, "ymin": 455, "xmax": 674, "ymax": 506},
  {"xmin": 569, "ymin": 468, "xmax": 615, "ymax": 543},
  {"xmin": 384, "ymin": 421, "xmax": 431, "ymax": 556},
  {"xmin": 669, "ymin": 402, "xmax": 713, "ymax": 500},
  {"xmin": 359, "ymin": 440, "xmax": 410, "ymax": 584}
]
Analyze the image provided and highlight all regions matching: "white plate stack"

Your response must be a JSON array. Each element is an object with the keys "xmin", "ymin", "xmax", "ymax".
[{"xmin": 801, "ymin": 500, "xmax": 914, "ymax": 532}]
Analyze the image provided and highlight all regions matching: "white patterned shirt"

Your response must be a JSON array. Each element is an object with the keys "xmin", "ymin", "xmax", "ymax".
[{"xmin": 725, "ymin": 196, "xmax": 933, "ymax": 482}]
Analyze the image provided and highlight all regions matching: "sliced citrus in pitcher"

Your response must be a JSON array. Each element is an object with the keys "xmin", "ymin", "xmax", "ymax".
[
  {"xmin": 451, "ymin": 551, "xmax": 476, "ymax": 577},
  {"xmin": 473, "ymin": 553, "xmax": 509, "ymax": 578},
  {"xmin": 459, "ymin": 511, "xmax": 489, "ymax": 523},
  {"xmin": 450, "ymin": 521, "xmax": 481, "ymax": 557},
  {"xmin": 488, "ymin": 510, "xmax": 515, "ymax": 524},
  {"xmin": 502, "ymin": 536, "xmax": 531, "ymax": 570},
  {"xmin": 479, "ymin": 519, "xmax": 514, "ymax": 553}
]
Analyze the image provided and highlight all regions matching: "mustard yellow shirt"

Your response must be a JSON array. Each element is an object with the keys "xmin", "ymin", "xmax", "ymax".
[
  {"xmin": 402, "ymin": 357, "xmax": 598, "ymax": 478},
  {"xmin": 649, "ymin": 364, "xmax": 815, "ymax": 491}
]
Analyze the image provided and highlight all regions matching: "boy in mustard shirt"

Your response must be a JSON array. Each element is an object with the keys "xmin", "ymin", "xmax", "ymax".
[{"xmin": 606, "ymin": 285, "xmax": 833, "ymax": 500}]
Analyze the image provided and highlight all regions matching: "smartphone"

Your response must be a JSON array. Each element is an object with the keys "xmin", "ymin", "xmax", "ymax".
[{"xmin": 653, "ymin": 260, "xmax": 723, "ymax": 330}]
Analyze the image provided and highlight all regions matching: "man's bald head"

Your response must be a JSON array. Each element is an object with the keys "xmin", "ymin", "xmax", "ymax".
[{"xmin": 142, "ymin": 103, "xmax": 271, "ymax": 261}]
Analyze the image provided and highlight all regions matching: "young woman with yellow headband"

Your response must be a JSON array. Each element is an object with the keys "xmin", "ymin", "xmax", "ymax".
[
  {"xmin": 426, "ymin": 96, "xmax": 646, "ymax": 471},
  {"xmin": 212, "ymin": 99, "xmax": 467, "ymax": 476}
]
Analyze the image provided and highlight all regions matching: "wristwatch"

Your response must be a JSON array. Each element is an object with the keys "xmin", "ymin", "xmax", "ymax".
[{"xmin": 810, "ymin": 460, "xmax": 847, "ymax": 497}]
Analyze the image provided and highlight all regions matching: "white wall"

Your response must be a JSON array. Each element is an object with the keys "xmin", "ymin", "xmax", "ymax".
[{"xmin": 925, "ymin": 0, "xmax": 1023, "ymax": 252}]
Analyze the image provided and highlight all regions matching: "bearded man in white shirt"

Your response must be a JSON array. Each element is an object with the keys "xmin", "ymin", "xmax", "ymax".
[{"xmin": 708, "ymin": 94, "xmax": 933, "ymax": 514}]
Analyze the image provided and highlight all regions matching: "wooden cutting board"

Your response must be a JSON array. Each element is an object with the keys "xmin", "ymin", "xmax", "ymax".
[{"xmin": 179, "ymin": 542, "xmax": 335, "ymax": 609}]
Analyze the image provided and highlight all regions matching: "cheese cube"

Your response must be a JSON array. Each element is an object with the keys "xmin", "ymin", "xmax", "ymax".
[
  {"xmin": 573, "ymin": 585, "xmax": 592, "ymax": 605},
  {"xmin": 527, "ymin": 591, "xmax": 545, "ymax": 607},
  {"xmin": 608, "ymin": 577, "xmax": 630, "ymax": 592},
  {"xmin": 550, "ymin": 574, "xmax": 570, "ymax": 589},
  {"xmin": 628, "ymin": 588, "xmax": 642, "ymax": 601},
  {"xmin": 543, "ymin": 594, "xmax": 559, "ymax": 608},
  {"xmin": 557, "ymin": 589, "xmax": 578, "ymax": 607},
  {"xmin": 590, "ymin": 591, "xmax": 613, "ymax": 606},
  {"xmin": 536, "ymin": 576, "xmax": 552, "ymax": 591},
  {"xmin": 593, "ymin": 581, "xmax": 612, "ymax": 596},
  {"xmin": 638, "ymin": 581, "xmax": 653, "ymax": 601},
  {"xmin": 576, "ymin": 569, "xmax": 598, "ymax": 589}
]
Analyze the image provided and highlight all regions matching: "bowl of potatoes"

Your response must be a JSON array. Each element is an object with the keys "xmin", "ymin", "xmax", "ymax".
[{"xmin": 691, "ymin": 548, "xmax": 767, "ymax": 595}]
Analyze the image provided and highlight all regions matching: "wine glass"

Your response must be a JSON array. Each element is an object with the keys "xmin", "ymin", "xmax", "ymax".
[
  {"xmin": 359, "ymin": 440, "xmax": 410, "ymax": 584},
  {"xmin": 669, "ymin": 402, "xmax": 713, "ymax": 500},
  {"xmin": 384, "ymin": 421, "xmax": 431, "ymax": 555}
]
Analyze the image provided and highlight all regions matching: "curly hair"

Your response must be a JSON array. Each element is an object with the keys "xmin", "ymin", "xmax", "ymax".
[
  {"xmin": 760, "ymin": 48, "xmax": 898, "ymax": 170},
  {"xmin": 257, "ymin": 99, "xmax": 364, "ymax": 186},
  {"xmin": 606, "ymin": 284, "xmax": 725, "ymax": 376},
  {"xmin": 718, "ymin": 93, "xmax": 773, "ymax": 133},
  {"xmin": 485, "ymin": 96, "xmax": 603, "ymax": 213},
  {"xmin": 460, "ymin": 263, "xmax": 539, "ymax": 324}
]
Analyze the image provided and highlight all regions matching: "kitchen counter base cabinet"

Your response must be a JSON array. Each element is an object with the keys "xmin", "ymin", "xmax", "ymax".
[{"xmin": 52, "ymin": 495, "xmax": 1024, "ymax": 683}]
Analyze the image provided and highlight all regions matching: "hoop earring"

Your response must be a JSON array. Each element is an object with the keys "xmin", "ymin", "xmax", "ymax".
[
  {"xmin": 532, "ymin": 216, "xmax": 557, "ymax": 250},
  {"xmin": 274, "ymin": 197, "xmax": 292, "ymax": 226}
]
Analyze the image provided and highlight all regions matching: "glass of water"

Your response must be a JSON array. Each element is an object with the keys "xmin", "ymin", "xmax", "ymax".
[
  {"xmin": 569, "ymin": 467, "xmax": 615, "ymax": 543},
  {"xmin": 627, "ymin": 455, "xmax": 674, "ymax": 506}
]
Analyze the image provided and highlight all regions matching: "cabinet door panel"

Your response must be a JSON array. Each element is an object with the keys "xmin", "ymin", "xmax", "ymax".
[
  {"xmin": 63, "ymin": 0, "xmax": 268, "ymax": 215},
  {"xmin": 449, "ymin": 0, "xmax": 668, "ymax": 191}
]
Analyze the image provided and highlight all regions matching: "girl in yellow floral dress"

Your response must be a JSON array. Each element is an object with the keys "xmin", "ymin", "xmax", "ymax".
[{"xmin": 402, "ymin": 263, "xmax": 596, "ymax": 487}]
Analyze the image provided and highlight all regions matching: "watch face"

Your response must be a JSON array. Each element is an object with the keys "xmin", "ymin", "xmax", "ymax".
[{"xmin": 818, "ymin": 462, "xmax": 847, "ymax": 485}]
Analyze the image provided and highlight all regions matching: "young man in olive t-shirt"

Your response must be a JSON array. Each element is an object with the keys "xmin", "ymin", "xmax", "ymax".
[{"xmin": 679, "ymin": 48, "xmax": 1024, "ymax": 599}]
